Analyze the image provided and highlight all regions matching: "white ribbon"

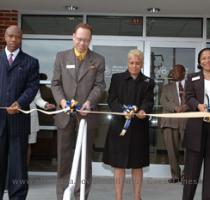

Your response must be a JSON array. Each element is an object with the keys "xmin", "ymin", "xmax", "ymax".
[
  {"xmin": 1, "ymin": 107, "xmax": 210, "ymax": 118},
  {"xmin": 19, "ymin": 107, "xmax": 70, "ymax": 115}
]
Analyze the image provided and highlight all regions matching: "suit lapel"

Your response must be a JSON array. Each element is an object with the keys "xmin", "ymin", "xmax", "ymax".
[
  {"xmin": 196, "ymin": 71, "xmax": 204, "ymax": 103},
  {"xmin": 7, "ymin": 50, "xmax": 23, "ymax": 72},
  {"xmin": 65, "ymin": 50, "xmax": 77, "ymax": 82},
  {"xmin": 171, "ymin": 82, "xmax": 179, "ymax": 105},
  {"xmin": 78, "ymin": 50, "xmax": 93, "ymax": 82}
]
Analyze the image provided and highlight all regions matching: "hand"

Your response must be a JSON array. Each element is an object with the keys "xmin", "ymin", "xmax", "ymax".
[
  {"xmin": 44, "ymin": 103, "xmax": 56, "ymax": 110},
  {"xmin": 175, "ymin": 105, "xmax": 188, "ymax": 112},
  {"xmin": 124, "ymin": 110, "xmax": 135, "ymax": 120},
  {"xmin": 79, "ymin": 101, "xmax": 91, "ymax": 116},
  {"xmin": 175, "ymin": 106, "xmax": 183, "ymax": 113},
  {"xmin": 60, "ymin": 99, "xmax": 70, "ymax": 114},
  {"xmin": 60, "ymin": 99, "xmax": 67, "ymax": 110},
  {"xmin": 197, "ymin": 104, "xmax": 207, "ymax": 112},
  {"xmin": 6, "ymin": 101, "xmax": 20, "ymax": 114},
  {"xmin": 136, "ymin": 110, "xmax": 146, "ymax": 119}
]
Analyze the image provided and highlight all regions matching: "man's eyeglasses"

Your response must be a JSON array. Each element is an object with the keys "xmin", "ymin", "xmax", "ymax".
[{"xmin": 75, "ymin": 37, "xmax": 90, "ymax": 44}]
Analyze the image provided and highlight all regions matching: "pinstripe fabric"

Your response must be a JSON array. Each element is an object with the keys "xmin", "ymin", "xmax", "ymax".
[
  {"xmin": 0, "ymin": 49, "xmax": 39, "ymax": 136},
  {"xmin": 0, "ymin": 49, "xmax": 39, "ymax": 200}
]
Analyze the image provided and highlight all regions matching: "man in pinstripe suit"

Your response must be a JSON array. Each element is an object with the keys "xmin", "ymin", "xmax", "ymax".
[{"xmin": 0, "ymin": 25, "xmax": 39, "ymax": 200}]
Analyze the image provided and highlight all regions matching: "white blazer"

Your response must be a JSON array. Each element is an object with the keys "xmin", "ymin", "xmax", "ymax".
[{"xmin": 30, "ymin": 90, "xmax": 48, "ymax": 133}]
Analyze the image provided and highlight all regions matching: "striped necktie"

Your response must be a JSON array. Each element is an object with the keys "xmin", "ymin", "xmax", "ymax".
[{"xmin": 8, "ymin": 53, "xmax": 13, "ymax": 65}]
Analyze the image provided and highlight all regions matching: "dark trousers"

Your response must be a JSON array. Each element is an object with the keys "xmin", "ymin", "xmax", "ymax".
[
  {"xmin": 182, "ymin": 122, "xmax": 210, "ymax": 200},
  {"xmin": 0, "ymin": 121, "xmax": 28, "ymax": 200}
]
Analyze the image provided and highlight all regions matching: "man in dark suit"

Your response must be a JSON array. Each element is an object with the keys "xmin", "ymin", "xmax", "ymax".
[
  {"xmin": 160, "ymin": 64, "xmax": 188, "ymax": 183},
  {"xmin": 0, "ymin": 25, "xmax": 39, "ymax": 200},
  {"xmin": 51, "ymin": 23, "xmax": 105, "ymax": 200}
]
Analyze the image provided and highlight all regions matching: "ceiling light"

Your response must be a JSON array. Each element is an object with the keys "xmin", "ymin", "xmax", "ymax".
[
  {"xmin": 65, "ymin": 5, "xmax": 78, "ymax": 11},
  {"xmin": 147, "ymin": 8, "xmax": 160, "ymax": 13}
]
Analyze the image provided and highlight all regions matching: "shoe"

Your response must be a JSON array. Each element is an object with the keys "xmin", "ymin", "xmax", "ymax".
[{"xmin": 168, "ymin": 177, "xmax": 180, "ymax": 183}]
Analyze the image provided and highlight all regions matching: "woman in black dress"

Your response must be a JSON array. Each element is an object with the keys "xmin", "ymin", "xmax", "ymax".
[{"xmin": 103, "ymin": 49, "xmax": 154, "ymax": 200}]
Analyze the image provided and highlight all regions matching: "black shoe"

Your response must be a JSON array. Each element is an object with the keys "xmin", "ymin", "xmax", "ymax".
[{"xmin": 168, "ymin": 177, "xmax": 180, "ymax": 183}]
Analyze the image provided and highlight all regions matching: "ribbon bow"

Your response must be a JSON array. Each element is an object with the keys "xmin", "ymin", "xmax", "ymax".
[
  {"xmin": 120, "ymin": 105, "xmax": 138, "ymax": 136},
  {"xmin": 65, "ymin": 99, "xmax": 81, "ymax": 115}
]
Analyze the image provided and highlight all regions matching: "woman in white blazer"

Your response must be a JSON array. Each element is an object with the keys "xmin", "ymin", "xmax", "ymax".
[{"xmin": 28, "ymin": 90, "xmax": 55, "ymax": 164}]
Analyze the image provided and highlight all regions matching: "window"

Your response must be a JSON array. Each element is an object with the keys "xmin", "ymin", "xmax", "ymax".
[
  {"xmin": 21, "ymin": 15, "xmax": 83, "ymax": 35},
  {"xmin": 147, "ymin": 17, "xmax": 203, "ymax": 38},
  {"xmin": 87, "ymin": 16, "xmax": 143, "ymax": 36},
  {"xmin": 207, "ymin": 18, "xmax": 210, "ymax": 39}
]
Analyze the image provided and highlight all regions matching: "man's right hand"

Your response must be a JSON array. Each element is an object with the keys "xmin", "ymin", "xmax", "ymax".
[
  {"xmin": 6, "ymin": 101, "xmax": 20, "ymax": 114},
  {"xmin": 60, "ymin": 99, "xmax": 67, "ymax": 110}
]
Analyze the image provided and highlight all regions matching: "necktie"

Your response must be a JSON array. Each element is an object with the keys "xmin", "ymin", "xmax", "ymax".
[
  {"xmin": 178, "ymin": 81, "xmax": 184, "ymax": 105},
  {"xmin": 8, "ymin": 53, "xmax": 13, "ymax": 65},
  {"xmin": 77, "ymin": 54, "xmax": 84, "ymax": 62}
]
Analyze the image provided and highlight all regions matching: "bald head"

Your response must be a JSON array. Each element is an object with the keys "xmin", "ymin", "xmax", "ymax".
[{"xmin": 5, "ymin": 25, "xmax": 22, "ymax": 52}]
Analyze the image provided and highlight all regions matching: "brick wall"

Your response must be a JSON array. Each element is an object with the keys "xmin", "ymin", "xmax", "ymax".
[{"xmin": 0, "ymin": 10, "xmax": 18, "ymax": 50}]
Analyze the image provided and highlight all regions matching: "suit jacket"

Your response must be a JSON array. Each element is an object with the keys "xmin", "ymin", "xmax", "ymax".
[
  {"xmin": 51, "ymin": 48, "xmax": 106, "ymax": 129},
  {"xmin": 160, "ymin": 82, "xmax": 188, "ymax": 130},
  {"xmin": 184, "ymin": 71, "xmax": 204, "ymax": 152},
  {"xmin": 0, "ymin": 49, "xmax": 39, "ymax": 136}
]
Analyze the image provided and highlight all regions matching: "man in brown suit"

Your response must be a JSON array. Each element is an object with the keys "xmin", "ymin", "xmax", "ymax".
[
  {"xmin": 160, "ymin": 64, "xmax": 188, "ymax": 183},
  {"xmin": 51, "ymin": 23, "xmax": 106, "ymax": 200}
]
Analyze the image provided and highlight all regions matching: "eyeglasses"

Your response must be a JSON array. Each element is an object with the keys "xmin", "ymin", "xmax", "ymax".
[{"xmin": 74, "ymin": 37, "xmax": 90, "ymax": 44}]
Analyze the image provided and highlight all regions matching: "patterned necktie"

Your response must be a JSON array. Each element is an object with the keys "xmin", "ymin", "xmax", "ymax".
[
  {"xmin": 77, "ymin": 53, "xmax": 84, "ymax": 62},
  {"xmin": 178, "ymin": 81, "xmax": 184, "ymax": 105},
  {"xmin": 8, "ymin": 53, "xmax": 13, "ymax": 65}
]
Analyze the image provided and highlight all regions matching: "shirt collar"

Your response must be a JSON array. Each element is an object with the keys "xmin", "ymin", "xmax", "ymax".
[
  {"xmin": 5, "ymin": 46, "xmax": 20, "ymax": 60},
  {"xmin": 74, "ymin": 48, "xmax": 88, "ymax": 60},
  {"xmin": 176, "ymin": 79, "xmax": 185, "ymax": 87},
  {"xmin": 123, "ymin": 70, "xmax": 144, "ymax": 81}
]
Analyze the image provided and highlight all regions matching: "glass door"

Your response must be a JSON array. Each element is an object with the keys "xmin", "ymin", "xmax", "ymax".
[{"xmin": 145, "ymin": 41, "xmax": 203, "ymax": 165}]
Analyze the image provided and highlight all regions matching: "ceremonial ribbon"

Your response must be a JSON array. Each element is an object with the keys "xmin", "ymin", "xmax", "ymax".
[
  {"xmin": 2, "ymin": 98, "xmax": 210, "ymax": 138},
  {"xmin": 1, "ymin": 106, "xmax": 210, "ymax": 118}
]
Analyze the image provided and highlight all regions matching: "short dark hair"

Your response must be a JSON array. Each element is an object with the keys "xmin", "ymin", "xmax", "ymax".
[
  {"xmin": 74, "ymin": 23, "xmax": 93, "ymax": 35},
  {"xmin": 174, "ymin": 64, "xmax": 185, "ymax": 72},
  {"xmin": 197, "ymin": 48, "xmax": 210, "ymax": 69}
]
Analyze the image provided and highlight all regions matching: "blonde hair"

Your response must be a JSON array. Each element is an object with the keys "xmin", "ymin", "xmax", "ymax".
[{"xmin": 128, "ymin": 49, "xmax": 144, "ymax": 61}]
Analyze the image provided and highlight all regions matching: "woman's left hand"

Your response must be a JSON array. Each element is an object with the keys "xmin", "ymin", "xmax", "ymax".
[{"xmin": 136, "ymin": 110, "xmax": 146, "ymax": 119}]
